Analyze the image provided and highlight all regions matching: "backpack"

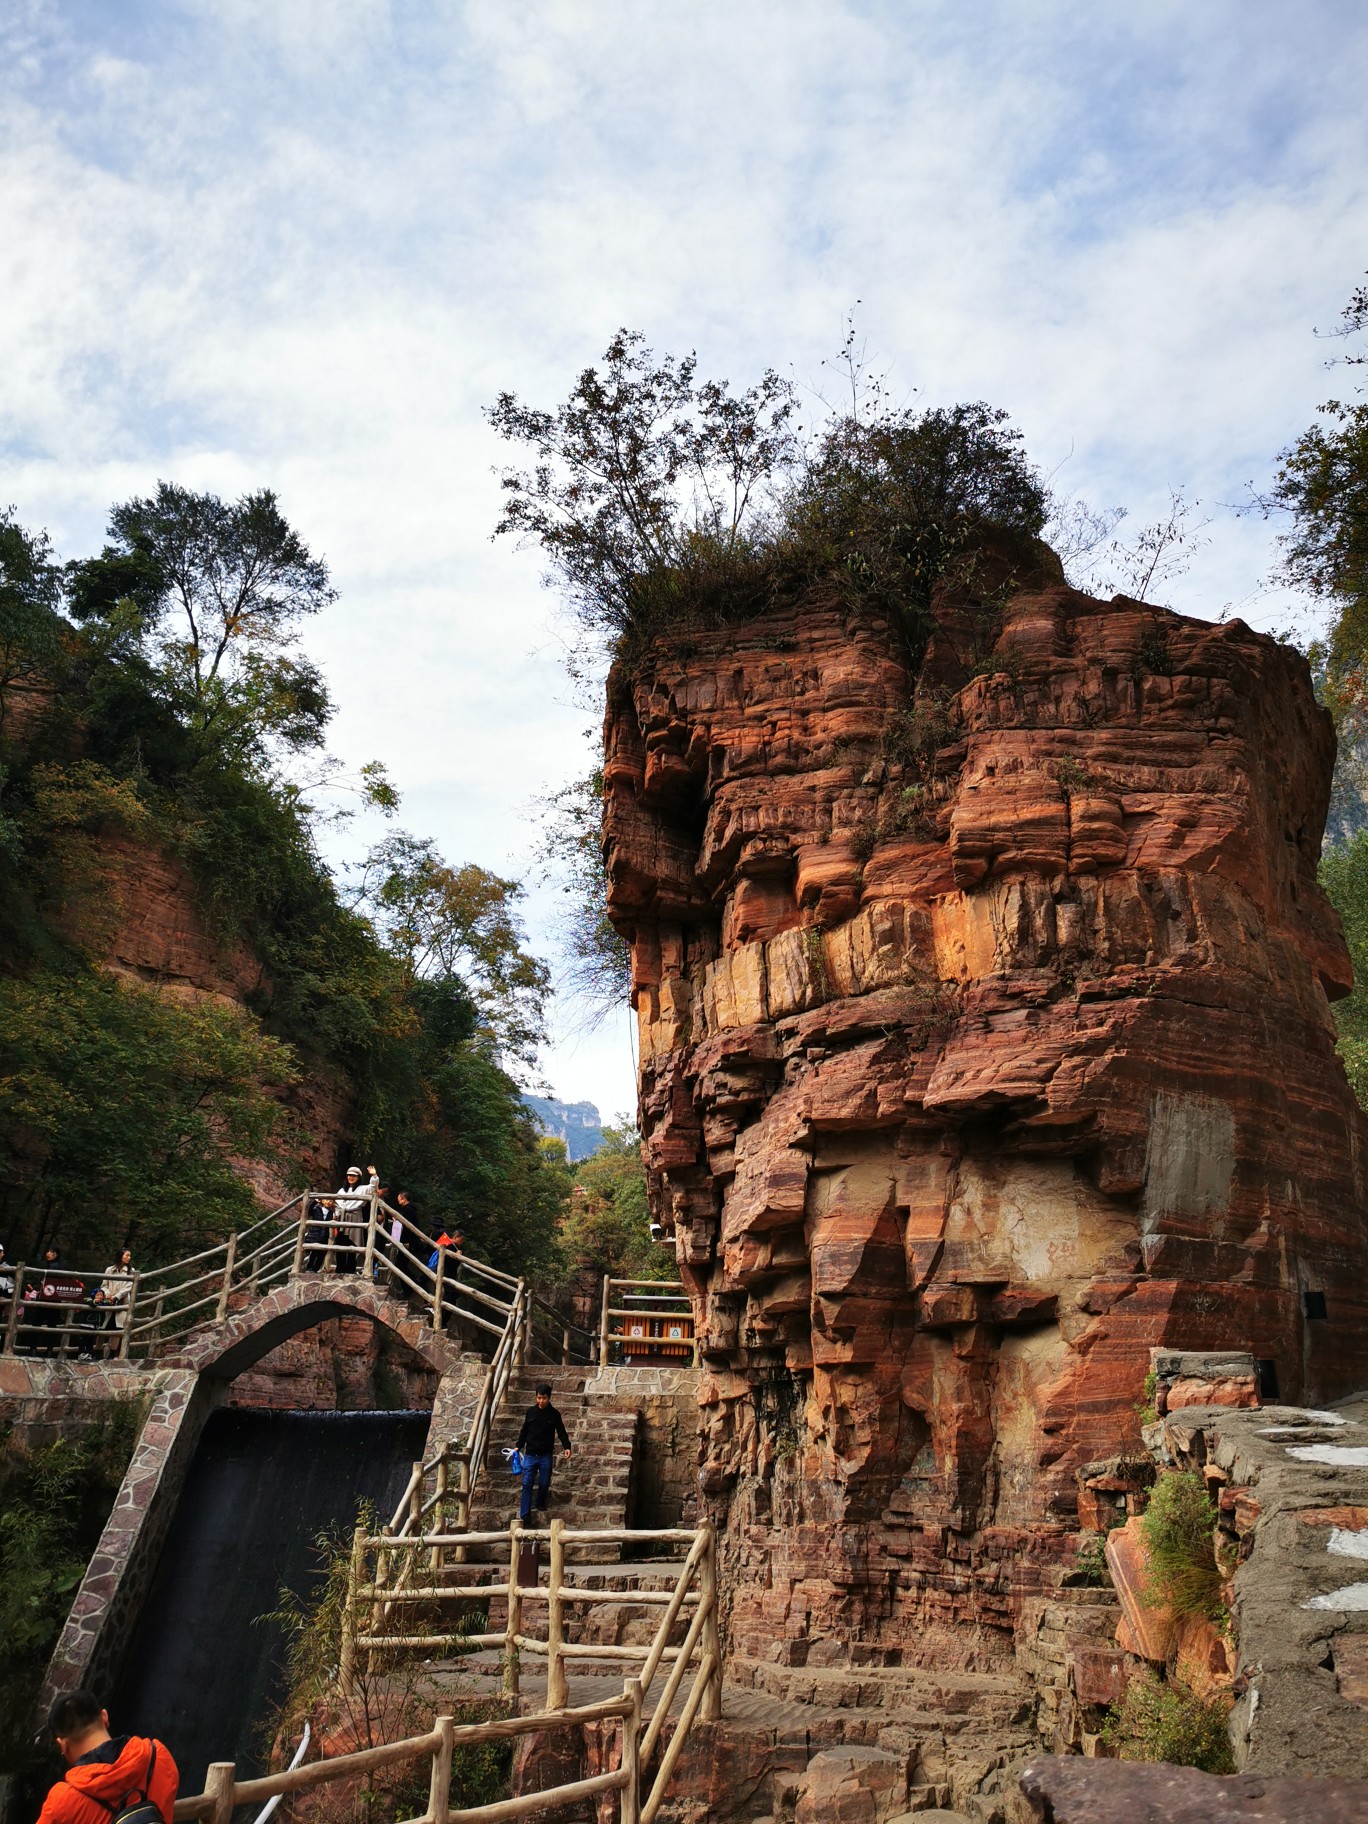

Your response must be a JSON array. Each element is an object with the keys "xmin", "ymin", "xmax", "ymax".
[{"xmin": 76, "ymin": 1743, "xmax": 164, "ymax": 1824}]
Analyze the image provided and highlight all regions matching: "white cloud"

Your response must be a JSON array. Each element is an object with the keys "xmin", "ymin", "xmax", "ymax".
[{"xmin": 2, "ymin": 0, "xmax": 1367, "ymax": 1115}]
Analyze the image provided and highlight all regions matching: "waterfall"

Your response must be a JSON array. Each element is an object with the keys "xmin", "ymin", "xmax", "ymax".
[{"xmin": 116, "ymin": 1407, "xmax": 430, "ymax": 1794}]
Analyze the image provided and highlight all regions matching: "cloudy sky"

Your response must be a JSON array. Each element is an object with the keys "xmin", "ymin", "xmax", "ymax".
[{"xmin": 3, "ymin": 0, "xmax": 1366, "ymax": 1120}]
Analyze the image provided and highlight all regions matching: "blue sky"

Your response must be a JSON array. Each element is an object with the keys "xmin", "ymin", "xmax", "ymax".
[{"xmin": 3, "ymin": 0, "xmax": 1367, "ymax": 1119}]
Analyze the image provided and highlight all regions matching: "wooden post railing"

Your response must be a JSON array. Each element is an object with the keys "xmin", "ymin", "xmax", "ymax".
[
  {"xmin": 323, "ymin": 1517, "xmax": 719, "ymax": 1824},
  {"xmin": 292, "ymin": 1197, "xmax": 309, "ymax": 1277},
  {"xmin": 504, "ymin": 1518, "xmax": 522, "ymax": 1700},
  {"xmin": 118, "ymin": 1271, "xmax": 140, "ymax": 1359},
  {"xmin": 4, "ymin": 1266, "xmax": 24, "ymax": 1354},
  {"xmin": 215, "ymin": 1233, "xmax": 237, "ymax": 1322},
  {"xmin": 546, "ymin": 1518, "xmax": 568, "ymax": 1711},
  {"xmin": 173, "ymin": 1697, "xmax": 644, "ymax": 1824}
]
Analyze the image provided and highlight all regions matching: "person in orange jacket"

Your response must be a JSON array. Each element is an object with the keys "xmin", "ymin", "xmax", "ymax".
[{"xmin": 37, "ymin": 1689, "xmax": 178, "ymax": 1824}]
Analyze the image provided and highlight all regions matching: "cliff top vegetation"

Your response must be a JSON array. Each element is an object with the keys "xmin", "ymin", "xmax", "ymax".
[{"xmin": 488, "ymin": 326, "xmax": 1052, "ymax": 677}]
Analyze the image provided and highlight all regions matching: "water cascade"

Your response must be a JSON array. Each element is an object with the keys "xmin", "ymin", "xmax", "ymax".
[{"xmin": 118, "ymin": 1407, "xmax": 430, "ymax": 1794}]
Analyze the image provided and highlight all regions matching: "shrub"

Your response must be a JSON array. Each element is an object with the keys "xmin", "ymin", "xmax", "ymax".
[
  {"xmin": 0, "ymin": 1403, "xmax": 143, "ymax": 1800},
  {"xmin": 1073, "ymin": 1533, "xmax": 1112, "ymax": 1588},
  {"xmin": 264, "ymin": 1519, "xmax": 509, "ymax": 1824},
  {"xmin": 1140, "ymin": 1471, "xmax": 1222, "ymax": 1620},
  {"xmin": 1103, "ymin": 1674, "xmax": 1235, "ymax": 1774}
]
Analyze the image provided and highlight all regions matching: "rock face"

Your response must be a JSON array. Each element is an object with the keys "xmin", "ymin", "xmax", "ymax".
[
  {"xmin": 601, "ymin": 538, "xmax": 1368, "ymax": 1671},
  {"xmin": 72, "ymin": 832, "xmax": 348, "ymax": 1200}
]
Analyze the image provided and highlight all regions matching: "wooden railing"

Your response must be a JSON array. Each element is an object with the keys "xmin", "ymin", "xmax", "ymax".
[
  {"xmin": 0, "ymin": 1210, "xmax": 688, "ymax": 1374},
  {"xmin": 171, "ymin": 1521, "xmax": 719, "ymax": 1824},
  {"xmin": 171, "ymin": 1692, "xmax": 644, "ymax": 1824},
  {"xmin": 262, "ymin": 1517, "xmax": 720, "ymax": 1824},
  {"xmin": 0, "ymin": 1191, "xmax": 524, "ymax": 1361},
  {"xmin": 598, "ymin": 1278, "xmax": 696, "ymax": 1366}
]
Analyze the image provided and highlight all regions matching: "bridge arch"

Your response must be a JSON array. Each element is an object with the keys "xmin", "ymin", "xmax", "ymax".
[
  {"xmin": 161, "ymin": 1271, "xmax": 470, "ymax": 1383},
  {"xmin": 44, "ymin": 1274, "xmax": 488, "ymax": 1710}
]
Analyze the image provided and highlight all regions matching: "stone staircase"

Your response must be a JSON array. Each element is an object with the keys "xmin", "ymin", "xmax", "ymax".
[{"xmin": 467, "ymin": 1367, "xmax": 639, "ymax": 1535}]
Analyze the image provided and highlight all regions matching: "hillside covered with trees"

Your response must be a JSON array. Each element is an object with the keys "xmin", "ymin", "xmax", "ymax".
[{"xmin": 0, "ymin": 484, "xmax": 569, "ymax": 1276}]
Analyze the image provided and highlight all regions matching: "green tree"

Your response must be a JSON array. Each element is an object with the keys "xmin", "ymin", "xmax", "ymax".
[
  {"xmin": 1320, "ymin": 833, "xmax": 1368, "ymax": 1102},
  {"xmin": 354, "ymin": 832, "xmax": 551, "ymax": 1071},
  {"xmin": 784, "ymin": 399, "xmax": 1048, "ymax": 635},
  {"xmin": 488, "ymin": 328, "xmax": 798, "ymax": 642},
  {"xmin": 68, "ymin": 482, "xmax": 336, "ymax": 763},
  {"xmin": 1261, "ymin": 273, "xmax": 1368, "ymax": 716},
  {"xmin": 559, "ymin": 1123, "xmax": 667, "ymax": 1281},
  {"xmin": 0, "ymin": 966, "xmax": 292, "ymax": 1261},
  {"xmin": 0, "ymin": 507, "xmax": 64, "ymax": 729}
]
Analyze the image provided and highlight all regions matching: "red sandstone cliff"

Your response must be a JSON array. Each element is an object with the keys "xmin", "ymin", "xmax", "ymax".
[
  {"xmin": 73, "ymin": 832, "xmax": 349, "ymax": 1202},
  {"xmin": 602, "ymin": 536, "xmax": 1368, "ymax": 1664}
]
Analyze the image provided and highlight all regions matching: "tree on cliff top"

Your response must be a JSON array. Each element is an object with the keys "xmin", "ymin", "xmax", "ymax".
[
  {"xmin": 488, "ymin": 328, "xmax": 1048, "ymax": 663},
  {"xmin": 0, "ymin": 508, "xmax": 64, "ymax": 732},
  {"xmin": 67, "ymin": 481, "xmax": 337, "ymax": 766}
]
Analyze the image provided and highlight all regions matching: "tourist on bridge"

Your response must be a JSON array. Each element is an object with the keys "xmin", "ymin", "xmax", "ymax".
[
  {"xmin": 303, "ymin": 1195, "xmax": 334, "ymax": 1273},
  {"xmin": 38, "ymin": 1688, "xmax": 178, "ymax": 1824},
  {"xmin": 515, "ymin": 1381, "xmax": 572, "ymax": 1523},
  {"xmin": 332, "ymin": 1165, "xmax": 378, "ymax": 1273},
  {"xmin": 94, "ymin": 1249, "xmax": 136, "ymax": 1356}
]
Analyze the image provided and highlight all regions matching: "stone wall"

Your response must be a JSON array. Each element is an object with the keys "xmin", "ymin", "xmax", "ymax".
[
  {"xmin": 584, "ymin": 1363, "xmax": 700, "ymax": 1527},
  {"xmin": 601, "ymin": 534, "xmax": 1368, "ymax": 1674}
]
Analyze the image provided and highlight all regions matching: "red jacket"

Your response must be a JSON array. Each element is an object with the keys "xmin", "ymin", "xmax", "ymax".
[{"xmin": 37, "ymin": 1735, "xmax": 178, "ymax": 1824}]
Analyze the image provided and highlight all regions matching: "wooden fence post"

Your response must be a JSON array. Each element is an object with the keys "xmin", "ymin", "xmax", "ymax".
[
  {"xmin": 547, "ymin": 1517, "xmax": 568, "ymax": 1712},
  {"xmin": 503, "ymin": 1521, "xmax": 522, "ymax": 1699},
  {"xmin": 292, "ymin": 1195, "xmax": 309, "ymax": 1278},
  {"xmin": 409, "ymin": 1461, "xmax": 423, "ymax": 1537},
  {"xmin": 431, "ymin": 1453, "xmax": 450, "ymax": 1574},
  {"xmin": 426, "ymin": 1715, "xmax": 454, "ymax": 1824},
  {"xmin": 4, "ymin": 1265, "xmax": 25, "ymax": 1355},
  {"xmin": 338, "ymin": 1522, "xmax": 366, "ymax": 1696},
  {"xmin": 362, "ymin": 1192, "xmax": 378, "ymax": 1282},
  {"xmin": 599, "ymin": 1276, "xmax": 611, "ymax": 1365},
  {"xmin": 453, "ymin": 1454, "xmax": 470, "ymax": 1565},
  {"xmin": 205, "ymin": 1761, "xmax": 236, "ymax": 1824},
  {"xmin": 620, "ymin": 1677, "xmax": 642, "ymax": 1824},
  {"xmin": 432, "ymin": 1247, "xmax": 446, "ymax": 1331},
  {"xmin": 515, "ymin": 1280, "xmax": 528, "ymax": 1366},
  {"xmin": 215, "ymin": 1232, "xmax": 237, "ymax": 1322},
  {"xmin": 561, "ymin": 1324, "xmax": 571, "ymax": 1366},
  {"xmin": 118, "ymin": 1271, "xmax": 140, "ymax": 1360},
  {"xmin": 699, "ymin": 1521, "xmax": 721, "ymax": 1721}
]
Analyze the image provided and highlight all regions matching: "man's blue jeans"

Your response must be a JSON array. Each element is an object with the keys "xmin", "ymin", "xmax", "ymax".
[{"xmin": 520, "ymin": 1453, "xmax": 553, "ymax": 1520}]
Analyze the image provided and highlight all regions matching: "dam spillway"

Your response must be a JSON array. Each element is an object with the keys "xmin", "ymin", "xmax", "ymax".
[{"xmin": 116, "ymin": 1406, "xmax": 429, "ymax": 1794}]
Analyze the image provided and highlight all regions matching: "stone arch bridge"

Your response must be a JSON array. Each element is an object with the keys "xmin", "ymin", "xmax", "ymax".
[{"xmin": 25, "ymin": 1269, "xmax": 500, "ymax": 1708}]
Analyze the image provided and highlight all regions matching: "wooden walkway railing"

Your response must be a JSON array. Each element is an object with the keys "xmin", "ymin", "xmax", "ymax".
[
  {"xmin": 0, "ymin": 1195, "xmax": 604, "ymax": 1362},
  {"xmin": 171, "ymin": 1692, "xmax": 643, "ymax": 1824},
  {"xmin": 172, "ymin": 1520, "xmax": 720, "ymax": 1824}
]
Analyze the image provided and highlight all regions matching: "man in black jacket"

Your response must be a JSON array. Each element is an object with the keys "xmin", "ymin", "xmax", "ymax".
[{"xmin": 516, "ymin": 1382, "xmax": 571, "ymax": 1522}]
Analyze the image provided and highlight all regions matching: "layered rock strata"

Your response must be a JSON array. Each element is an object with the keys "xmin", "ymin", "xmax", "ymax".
[{"xmin": 601, "ymin": 537, "xmax": 1368, "ymax": 1671}]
